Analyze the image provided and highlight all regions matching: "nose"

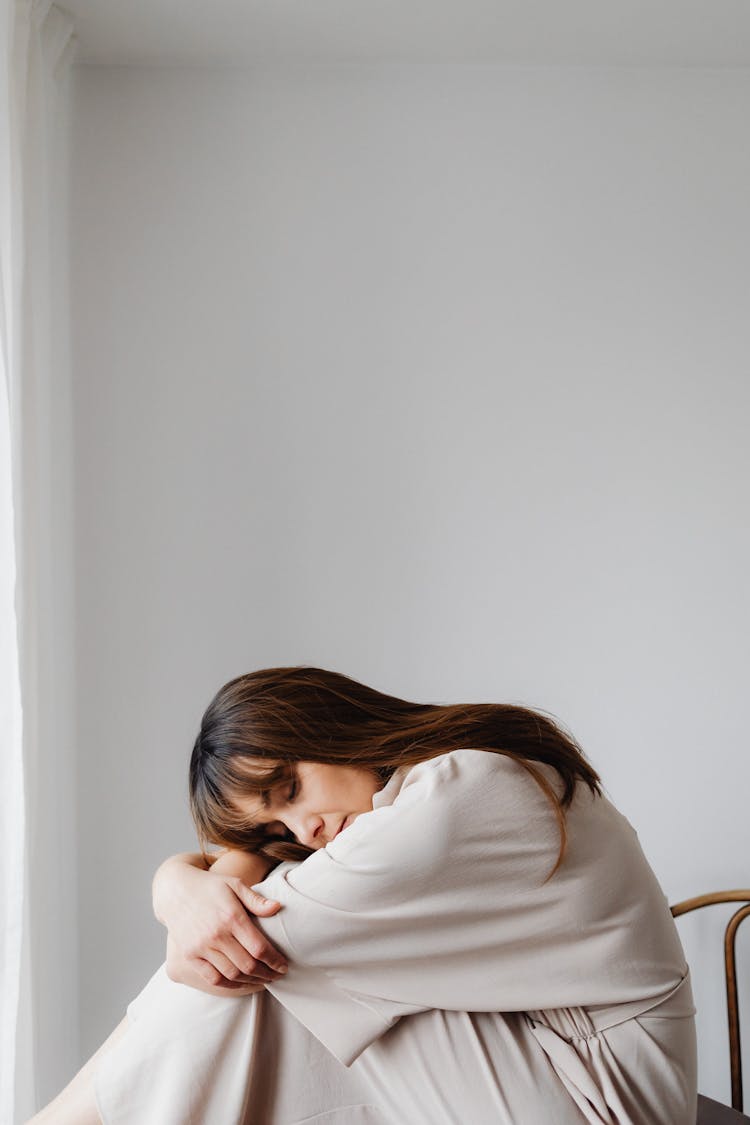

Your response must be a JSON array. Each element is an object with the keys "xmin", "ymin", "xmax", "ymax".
[{"xmin": 286, "ymin": 812, "xmax": 325, "ymax": 849}]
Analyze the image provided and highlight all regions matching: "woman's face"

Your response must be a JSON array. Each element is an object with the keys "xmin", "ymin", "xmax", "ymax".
[{"xmin": 233, "ymin": 761, "xmax": 383, "ymax": 851}]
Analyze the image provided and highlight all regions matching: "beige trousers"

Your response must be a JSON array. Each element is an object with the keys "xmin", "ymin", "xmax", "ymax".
[{"xmin": 92, "ymin": 960, "xmax": 697, "ymax": 1125}]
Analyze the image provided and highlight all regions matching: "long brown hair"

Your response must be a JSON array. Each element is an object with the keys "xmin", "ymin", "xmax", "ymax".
[{"xmin": 189, "ymin": 665, "xmax": 602, "ymax": 883}]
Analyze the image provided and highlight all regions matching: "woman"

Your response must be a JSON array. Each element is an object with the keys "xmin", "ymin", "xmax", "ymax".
[{"xmin": 31, "ymin": 666, "xmax": 697, "ymax": 1124}]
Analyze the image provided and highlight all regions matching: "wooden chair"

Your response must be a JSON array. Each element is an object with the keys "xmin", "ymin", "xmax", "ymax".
[{"xmin": 670, "ymin": 890, "xmax": 750, "ymax": 1124}]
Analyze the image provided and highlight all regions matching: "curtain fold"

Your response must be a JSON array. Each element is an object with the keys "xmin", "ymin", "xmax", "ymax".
[{"xmin": 0, "ymin": 2, "xmax": 75, "ymax": 1121}]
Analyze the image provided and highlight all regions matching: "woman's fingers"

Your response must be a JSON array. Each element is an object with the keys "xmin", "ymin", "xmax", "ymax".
[
  {"xmin": 224, "ymin": 892, "xmax": 289, "ymax": 975},
  {"xmin": 188, "ymin": 929, "xmax": 286, "ymax": 983},
  {"xmin": 189, "ymin": 894, "xmax": 288, "ymax": 975},
  {"xmin": 168, "ymin": 930, "xmax": 276, "ymax": 992},
  {"xmin": 196, "ymin": 975, "xmax": 264, "ymax": 997},
  {"xmin": 217, "ymin": 934, "xmax": 284, "ymax": 982},
  {"xmin": 193, "ymin": 949, "xmax": 271, "ymax": 987},
  {"xmin": 231, "ymin": 882, "xmax": 281, "ymax": 918},
  {"xmin": 231, "ymin": 882, "xmax": 283, "ymax": 919},
  {"xmin": 159, "ymin": 864, "xmax": 290, "ymax": 980},
  {"xmin": 187, "ymin": 957, "xmax": 265, "ymax": 995}
]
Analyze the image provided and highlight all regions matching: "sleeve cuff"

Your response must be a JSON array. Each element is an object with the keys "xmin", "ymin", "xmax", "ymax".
[{"xmin": 251, "ymin": 862, "xmax": 399, "ymax": 1066}]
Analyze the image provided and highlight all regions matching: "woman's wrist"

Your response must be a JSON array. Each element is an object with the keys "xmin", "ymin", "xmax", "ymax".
[
  {"xmin": 152, "ymin": 849, "xmax": 276, "ymax": 929},
  {"xmin": 152, "ymin": 852, "xmax": 213, "ymax": 927}
]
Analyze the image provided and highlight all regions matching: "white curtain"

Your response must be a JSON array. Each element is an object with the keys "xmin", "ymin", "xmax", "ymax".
[{"xmin": 1, "ymin": 2, "xmax": 75, "ymax": 1121}]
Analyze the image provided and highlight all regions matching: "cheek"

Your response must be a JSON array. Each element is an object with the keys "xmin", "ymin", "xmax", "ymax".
[{"xmin": 355, "ymin": 775, "xmax": 379, "ymax": 808}]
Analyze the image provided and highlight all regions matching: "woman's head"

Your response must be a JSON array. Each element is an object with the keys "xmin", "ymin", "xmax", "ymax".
[
  {"xmin": 189, "ymin": 665, "xmax": 603, "ymax": 878},
  {"xmin": 189, "ymin": 665, "xmax": 426, "ymax": 863}
]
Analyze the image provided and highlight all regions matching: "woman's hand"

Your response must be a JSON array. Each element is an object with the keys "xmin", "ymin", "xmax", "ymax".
[
  {"xmin": 165, "ymin": 932, "xmax": 267, "ymax": 997},
  {"xmin": 153, "ymin": 849, "xmax": 289, "ymax": 991}
]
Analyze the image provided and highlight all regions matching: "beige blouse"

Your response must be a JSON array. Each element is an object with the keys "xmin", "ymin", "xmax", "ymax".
[{"xmin": 252, "ymin": 747, "xmax": 691, "ymax": 1068}]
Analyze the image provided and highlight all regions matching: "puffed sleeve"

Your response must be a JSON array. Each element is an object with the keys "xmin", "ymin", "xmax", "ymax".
[{"xmin": 249, "ymin": 748, "xmax": 569, "ymax": 1065}]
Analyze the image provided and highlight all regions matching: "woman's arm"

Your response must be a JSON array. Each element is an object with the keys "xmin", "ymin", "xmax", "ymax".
[
  {"xmin": 152, "ymin": 851, "xmax": 215, "ymax": 923},
  {"xmin": 153, "ymin": 849, "xmax": 289, "ymax": 992},
  {"xmin": 210, "ymin": 847, "xmax": 277, "ymax": 882}
]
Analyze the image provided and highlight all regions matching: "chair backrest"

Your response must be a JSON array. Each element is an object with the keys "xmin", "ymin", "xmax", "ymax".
[{"xmin": 670, "ymin": 890, "xmax": 750, "ymax": 1113}]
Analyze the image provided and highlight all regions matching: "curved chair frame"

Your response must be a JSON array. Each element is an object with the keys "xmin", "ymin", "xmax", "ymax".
[{"xmin": 671, "ymin": 889, "xmax": 750, "ymax": 1113}]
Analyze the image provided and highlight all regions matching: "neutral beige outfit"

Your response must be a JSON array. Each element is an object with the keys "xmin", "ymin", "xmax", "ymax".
[{"xmin": 93, "ymin": 749, "xmax": 697, "ymax": 1124}]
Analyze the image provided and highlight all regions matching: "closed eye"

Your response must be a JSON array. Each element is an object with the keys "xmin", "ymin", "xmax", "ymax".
[{"xmin": 261, "ymin": 774, "xmax": 299, "ymax": 837}]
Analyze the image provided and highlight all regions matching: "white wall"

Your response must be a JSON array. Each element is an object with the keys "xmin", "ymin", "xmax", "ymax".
[{"xmin": 69, "ymin": 63, "xmax": 750, "ymax": 1105}]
